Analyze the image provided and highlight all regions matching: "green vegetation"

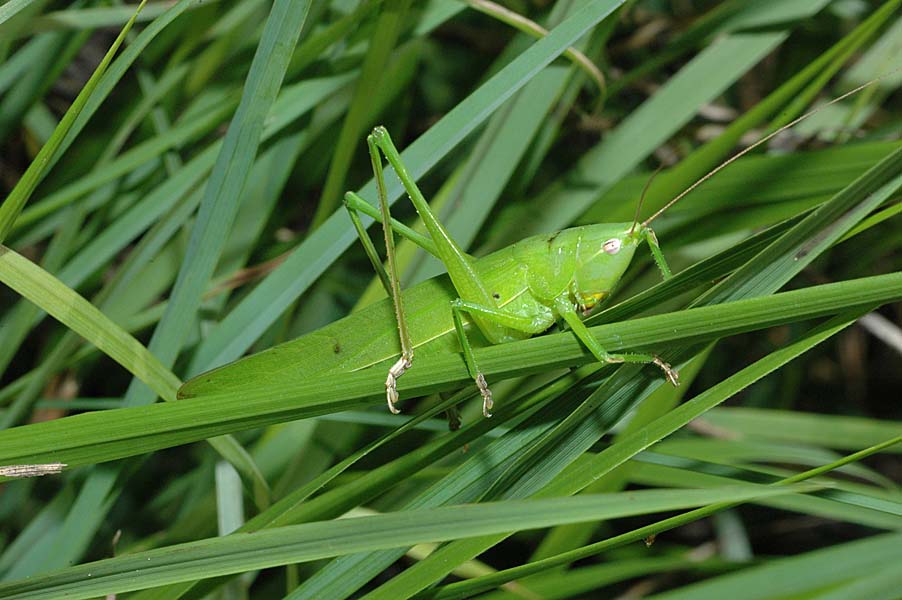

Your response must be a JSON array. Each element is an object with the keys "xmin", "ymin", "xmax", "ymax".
[{"xmin": 0, "ymin": 1, "xmax": 900, "ymax": 598}]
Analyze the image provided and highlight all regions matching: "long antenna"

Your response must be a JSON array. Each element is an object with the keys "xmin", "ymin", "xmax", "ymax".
[
  {"xmin": 630, "ymin": 165, "xmax": 664, "ymax": 235},
  {"xmin": 642, "ymin": 76, "xmax": 890, "ymax": 227}
]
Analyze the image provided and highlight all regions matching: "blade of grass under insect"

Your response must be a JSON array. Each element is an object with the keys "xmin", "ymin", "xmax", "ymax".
[
  {"xmin": 1, "ymin": 272, "xmax": 899, "ymax": 471},
  {"xmin": 180, "ymin": 137, "xmax": 885, "ymax": 395},
  {"xmin": 0, "ymin": 0, "xmax": 147, "ymax": 242},
  {"xmin": 186, "ymin": 0, "xmax": 630, "ymax": 375},
  {"xmin": 0, "ymin": 486, "xmax": 813, "ymax": 600}
]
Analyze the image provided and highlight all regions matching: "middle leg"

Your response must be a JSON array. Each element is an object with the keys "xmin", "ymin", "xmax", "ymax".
[{"xmin": 450, "ymin": 298, "xmax": 555, "ymax": 417}]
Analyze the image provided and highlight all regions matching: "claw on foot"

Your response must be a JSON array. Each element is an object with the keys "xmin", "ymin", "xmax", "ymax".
[
  {"xmin": 475, "ymin": 372, "xmax": 494, "ymax": 418},
  {"xmin": 653, "ymin": 357, "xmax": 679, "ymax": 386},
  {"xmin": 386, "ymin": 355, "xmax": 412, "ymax": 414}
]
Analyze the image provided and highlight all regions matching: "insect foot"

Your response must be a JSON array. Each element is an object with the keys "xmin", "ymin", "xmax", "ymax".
[
  {"xmin": 385, "ymin": 354, "xmax": 413, "ymax": 414},
  {"xmin": 653, "ymin": 356, "xmax": 680, "ymax": 387},
  {"xmin": 476, "ymin": 373, "xmax": 494, "ymax": 418}
]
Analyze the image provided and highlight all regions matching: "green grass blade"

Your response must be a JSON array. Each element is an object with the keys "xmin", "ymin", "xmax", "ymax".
[
  {"xmin": 644, "ymin": 532, "xmax": 902, "ymax": 600},
  {"xmin": 311, "ymin": 0, "xmax": 410, "ymax": 228},
  {"xmin": 12, "ymin": 96, "xmax": 234, "ymax": 232},
  {"xmin": 700, "ymin": 145, "xmax": 902, "ymax": 303},
  {"xmin": 0, "ymin": 486, "xmax": 813, "ymax": 600},
  {"xmin": 0, "ymin": 0, "xmax": 36, "ymax": 27},
  {"xmin": 134, "ymin": 0, "xmax": 312, "ymax": 370},
  {"xmin": 21, "ymin": 2, "xmax": 191, "ymax": 35},
  {"xmin": 0, "ymin": 0, "xmax": 147, "ymax": 241},
  {"xmin": 703, "ymin": 407, "xmax": 902, "ymax": 452},
  {"xmin": 0, "ymin": 245, "xmax": 180, "ymax": 402}
]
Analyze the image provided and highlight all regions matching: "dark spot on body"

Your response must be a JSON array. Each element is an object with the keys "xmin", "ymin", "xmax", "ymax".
[
  {"xmin": 492, "ymin": 292, "xmax": 500, "ymax": 299},
  {"xmin": 333, "ymin": 340, "xmax": 342, "ymax": 354}
]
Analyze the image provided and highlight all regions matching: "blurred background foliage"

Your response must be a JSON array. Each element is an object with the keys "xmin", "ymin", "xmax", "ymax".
[{"xmin": 0, "ymin": 0, "xmax": 900, "ymax": 598}]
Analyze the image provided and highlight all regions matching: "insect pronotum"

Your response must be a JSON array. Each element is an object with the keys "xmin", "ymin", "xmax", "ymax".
[{"xmin": 343, "ymin": 78, "xmax": 888, "ymax": 419}]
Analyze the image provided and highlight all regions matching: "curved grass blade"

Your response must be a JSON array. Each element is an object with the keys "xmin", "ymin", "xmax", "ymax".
[{"xmin": 0, "ymin": 245, "xmax": 180, "ymax": 402}]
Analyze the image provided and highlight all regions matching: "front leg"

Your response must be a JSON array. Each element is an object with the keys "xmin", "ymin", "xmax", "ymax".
[
  {"xmin": 643, "ymin": 226, "xmax": 673, "ymax": 280},
  {"xmin": 553, "ymin": 296, "xmax": 679, "ymax": 386}
]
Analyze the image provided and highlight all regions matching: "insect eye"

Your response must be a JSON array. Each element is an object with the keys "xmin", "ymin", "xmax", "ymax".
[{"xmin": 602, "ymin": 238, "xmax": 621, "ymax": 255}]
